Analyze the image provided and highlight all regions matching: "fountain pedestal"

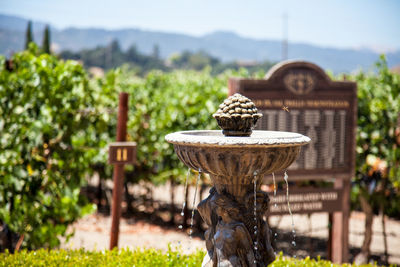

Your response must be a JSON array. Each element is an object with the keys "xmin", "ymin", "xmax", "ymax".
[
  {"xmin": 166, "ymin": 130, "xmax": 310, "ymax": 266},
  {"xmin": 166, "ymin": 92, "xmax": 309, "ymax": 266}
]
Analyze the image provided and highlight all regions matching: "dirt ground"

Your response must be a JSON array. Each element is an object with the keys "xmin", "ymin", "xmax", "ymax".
[{"xmin": 62, "ymin": 182, "xmax": 400, "ymax": 265}]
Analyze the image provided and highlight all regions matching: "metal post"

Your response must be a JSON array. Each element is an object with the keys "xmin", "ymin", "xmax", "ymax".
[{"xmin": 110, "ymin": 92, "xmax": 129, "ymax": 250}]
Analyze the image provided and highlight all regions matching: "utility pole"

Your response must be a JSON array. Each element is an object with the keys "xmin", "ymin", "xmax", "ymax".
[{"xmin": 282, "ymin": 13, "xmax": 288, "ymax": 61}]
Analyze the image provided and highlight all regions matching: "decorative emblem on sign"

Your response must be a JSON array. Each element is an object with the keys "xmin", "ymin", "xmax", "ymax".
[{"xmin": 283, "ymin": 70, "xmax": 316, "ymax": 95}]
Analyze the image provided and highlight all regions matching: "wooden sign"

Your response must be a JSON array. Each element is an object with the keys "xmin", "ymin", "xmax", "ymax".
[
  {"xmin": 269, "ymin": 188, "xmax": 343, "ymax": 215},
  {"xmin": 108, "ymin": 142, "xmax": 136, "ymax": 165},
  {"xmin": 228, "ymin": 60, "xmax": 357, "ymax": 263},
  {"xmin": 229, "ymin": 60, "xmax": 357, "ymax": 181}
]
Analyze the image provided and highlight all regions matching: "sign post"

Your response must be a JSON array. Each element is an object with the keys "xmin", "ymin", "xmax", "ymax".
[
  {"xmin": 228, "ymin": 60, "xmax": 357, "ymax": 263},
  {"xmin": 109, "ymin": 92, "xmax": 136, "ymax": 250}
]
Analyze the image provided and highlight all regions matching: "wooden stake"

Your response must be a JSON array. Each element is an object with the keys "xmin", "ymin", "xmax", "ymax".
[
  {"xmin": 110, "ymin": 92, "xmax": 129, "ymax": 250},
  {"xmin": 15, "ymin": 234, "xmax": 24, "ymax": 252}
]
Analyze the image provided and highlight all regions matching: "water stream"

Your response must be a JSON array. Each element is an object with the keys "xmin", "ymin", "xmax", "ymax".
[
  {"xmin": 178, "ymin": 168, "xmax": 191, "ymax": 230},
  {"xmin": 253, "ymin": 171, "xmax": 258, "ymax": 264},
  {"xmin": 272, "ymin": 172, "xmax": 277, "ymax": 202},
  {"xmin": 272, "ymin": 172, "xmax": 278, "ymax": 253},
  {"xmin": 189, "ymin": 169, "xmax": 201, "ymax": 238},
  {"xmin": 283, "ymin": 171, "xmax": 297, "ymax": 257},
  {"xmin": 177, "ymin": 168, "xmax": 192, "ymax": 259}
]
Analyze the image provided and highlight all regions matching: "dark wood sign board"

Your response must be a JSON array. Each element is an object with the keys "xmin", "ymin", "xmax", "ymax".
[
  {"xmin": 269, "ymin": 187, "xmax": 343, "ymax": 215},
  {"xmin": 228, "ymin": 60, "xmax": 357, "ymax": 263}
]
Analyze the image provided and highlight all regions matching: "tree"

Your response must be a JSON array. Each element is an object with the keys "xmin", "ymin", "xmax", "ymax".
[
  {"xmin": 352, "ymin": 56, "xmax": 400, "ymax": 264},
  {"xmin": 169, "ymin": 50, "xmax": 218, "ymax": 70},
  {"xmin": 105, "ymin": 40, "xmax": 124, "ymax": 69},
  {"xmin": 24, "ymin": 21, "xmax": 34, "ymax": 50},
  {"xmin": 152, "ymin": 44, "xmax": 160, "ymax": 59},
  {"xmin": 42, "ymin": 25, "xmax": 51, "ymax": 54},
  {"xmin": 126, "ymin": 45, "xmax": 141, "ymax": 63}
]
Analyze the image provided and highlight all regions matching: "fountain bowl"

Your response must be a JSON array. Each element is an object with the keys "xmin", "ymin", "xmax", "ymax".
[{"xmin": 166, "ymin": 130, "xmax": 310, "ymax": 198}]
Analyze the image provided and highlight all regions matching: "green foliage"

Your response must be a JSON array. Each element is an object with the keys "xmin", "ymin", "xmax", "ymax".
[
  {"xmin": 0, "ymin": 45, "xmax": 101, "ymax": 250},
  {"xmin": 95, "ymin": 68, "xmax": 229, "ymax": 184},
  {"xmin": 24, "ymin": 21, "xmax": 34, "ymax": 50},
  {"xmin": 0, "ymin": 249, "xmax": 386, "ymax": 267},
  {"xmin": 42, "ymin": 25, "xmax": 51, "ymax": 54},
  {"xmin": 269, "ymin": 253, "xmax": 385, "ymax": 267},
  {"xmin": 351, "ymin": 55, "xmax": 400, "ymax": 216},
  {"xmin": 0, "ymin": 247, "xmax": 202, "ymax": 267}
]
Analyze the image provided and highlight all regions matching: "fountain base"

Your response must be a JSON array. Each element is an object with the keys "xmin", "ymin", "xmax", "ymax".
[
  {"xmin": 165, "ymin": 129, "xmax": 310, "ymax": 266},
  {"xmin": 198, "ymin": 186, "xmax": 275, "ymax": 267}
]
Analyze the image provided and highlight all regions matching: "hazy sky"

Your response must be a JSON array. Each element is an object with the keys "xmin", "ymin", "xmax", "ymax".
[{"xmin": 1, "ymin": 0, "xmax": 399, "ymax": 52}]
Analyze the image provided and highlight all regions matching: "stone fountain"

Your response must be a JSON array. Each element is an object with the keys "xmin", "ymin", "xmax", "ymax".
[{"xmin": 166, "ymin": 93, "xmax": 310, "ymax": 266}]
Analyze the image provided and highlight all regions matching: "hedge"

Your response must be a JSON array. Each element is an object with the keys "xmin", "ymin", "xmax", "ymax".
[{"xmin": 0, "ymin": 248, "xmax": 388, "ymax": 267}]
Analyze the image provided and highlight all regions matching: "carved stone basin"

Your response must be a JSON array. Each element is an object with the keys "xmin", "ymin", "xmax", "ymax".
[{"xmin": 166, "ymin": 130, "xmax": 309, "ymax": 199}]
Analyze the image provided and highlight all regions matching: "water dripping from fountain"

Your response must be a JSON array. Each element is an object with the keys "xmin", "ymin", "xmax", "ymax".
[
  {"xmin": 189, "ymin": 169, "xmax": 201, "ymax": 238},
  {"xmin": 271, "ymin": 172, "xmax": 278, "ymax": 255},
  {"xmin": 284, "ymin": 171, "xmax": 297, "ymax": 258},
  {"xmin": 178, "ymin": 168, "xmax": 191, "ymax": 231},
  {"xmin": 272, "ymin": 172, "xmax": 277, "ymax": 206},
  {"xmin": 253, "ymin": 171, "xmax": 259, "ymax": 265},
  {"xmin": 177, "ymin": 169, "xmax": 191, "ymax": 262}
]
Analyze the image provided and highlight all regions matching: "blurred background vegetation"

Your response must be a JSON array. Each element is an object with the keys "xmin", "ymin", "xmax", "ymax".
[{"xmin": 59, "ymin": 39, "xmax": 275, "ymax": 76}]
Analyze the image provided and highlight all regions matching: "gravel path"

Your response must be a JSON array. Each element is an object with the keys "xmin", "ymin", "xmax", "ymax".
[
  {"xmin": 61, "ymin": 214, "xmax": 204, "ymax": 253},
  {"xmin": 62, "ymin": 182, "xmax": 400, "ymax": 264}
]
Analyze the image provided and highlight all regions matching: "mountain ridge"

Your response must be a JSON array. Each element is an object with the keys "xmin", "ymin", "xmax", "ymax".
[{"xmin": 1, "ymin": 13, "xmax": 399, "ymax": 73}]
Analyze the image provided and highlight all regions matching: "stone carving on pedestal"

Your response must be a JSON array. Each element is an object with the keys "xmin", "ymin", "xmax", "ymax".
[{"xmin": 198, "ymin": 187, "xmax": 275, "ymax": 267}]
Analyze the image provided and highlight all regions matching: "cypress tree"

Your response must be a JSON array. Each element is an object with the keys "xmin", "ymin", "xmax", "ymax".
[
  {"xmin": 25, "ymin": 21, "xmax": 34, "ymax": 49},
  {"xmin": 152, "ymin": 44, "xmax": 160, "ymax": 59},
  {"xmin": 42, "ymin": 25, "xmax": 51, "ymax": 54}
]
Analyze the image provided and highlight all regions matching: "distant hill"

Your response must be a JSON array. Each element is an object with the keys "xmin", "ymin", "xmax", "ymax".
[{"xmin": 1, "ymin": 13, "xmax": 399, "ymax": 73}]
